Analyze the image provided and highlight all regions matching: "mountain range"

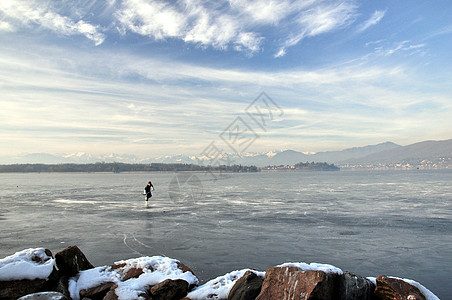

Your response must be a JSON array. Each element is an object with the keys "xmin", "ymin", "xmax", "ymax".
[{"xmin": 1, "ymin": 139, "xmax": 450, "ymax": 169}]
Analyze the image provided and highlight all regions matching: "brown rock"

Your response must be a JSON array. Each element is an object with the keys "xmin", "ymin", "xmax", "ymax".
[
  {"xmin": 122, "ymin": 267, "xmax": 144, "ymax": 281},
  {"xmin": 149, "ymin": 279, "xmax": 189, "ymax": 300},
  {"xmin": 177, "ymin": 262, "xmax": 195, "ymax": 275},
  {"xmin": 103, "ymin": 288, "xmax": 119, "ymax": 300},
  {"xmin": 228, "ymin": 270, "xmax": 263, "ymax": 300},
  {"xmin": 110, "ymin": 263, "xmax": 126, "ymax": 270},
  {"xmin": 256, "ymin": 266, "xmax": 339, "ymax": 300},
  {"xmin": 109, "ymin": 263, "xmax": 144, "ymax": 281},
  {"xmin": 176, "ymin": 261, "xmax": 197, "ymax": 290},
  {"xmin": 79, "ymin": 282, "xmax": 117, "ymax": 300},
  {"xmin": 55, "ymin": 246, "xmax": 94, "ymax": 277},
  {"xmin": 0, "ymin": 279, "xmax": 48, "ymax": 300},
  {"xmin": 374, "ymin": 276, "xmax": 426, "ymax": 300}
]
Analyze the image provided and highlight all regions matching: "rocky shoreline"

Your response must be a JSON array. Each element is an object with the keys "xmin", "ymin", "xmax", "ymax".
[{"xmin": 0, "ymin": 246, "xmax": 438, "ymax": 300}]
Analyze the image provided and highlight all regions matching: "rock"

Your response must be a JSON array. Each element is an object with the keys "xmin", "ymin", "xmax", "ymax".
[
  {"xmin": 53, "ymin": 275, "xmax": 71, "ymax": 299},
  {"xmin": 0, "ymin": 248, "xmax": 58, "ymax": 300},
  {"xmin": 55, "ymin": 246, "xmax": 94, "ymax": 277},
  {"xmin": 374, "ymin": 276, "xmax": 426, "ymax": 300},
  {"xmin": 177, "ymin": 261, "xmax": 195, "ymax": 275},
  {"xmin": 256, "ymin": 266, "xmax": 339, "ymax": 300},
  {"xmin": 123, "ymin": 267, "xmax": 144, "ymax": 281},
  {"xmin": 103, "ymin": 288, "xmax": 119, "ymax": 300},
  {"xmin": 109, "ymin": 263, "xmax": 144, "ymax": 281},
  {"xmin": 79, "ymin": 282, "xmax": 117, "ymax": 300},
  {"xmin": 228, "ymin": 270, "xmax": 263, "ymax": 300},
  {"xmin": 0, "ymin": 279, "xmax": 48, "ymax": 300},
  {"xmin": 149, "ymin": 279, "xmax": 189, "ymax": 300},
  {"xmin": 338, "ymin": 271, "xmax": 375, "ymax": 300},
  {"xmin": 17, "ymin": 291, "xmax": 69, "ymax": 300}
]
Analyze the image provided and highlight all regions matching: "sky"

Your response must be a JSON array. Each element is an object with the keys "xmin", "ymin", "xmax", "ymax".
[{"xmin": 0, "ymin": 0, "xmax": 451, "ymax": 161}]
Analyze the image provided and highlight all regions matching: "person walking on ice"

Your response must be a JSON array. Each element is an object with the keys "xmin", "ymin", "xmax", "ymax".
[{"xmin": 144, "ymin": 181, "xmax": 154, "ymax": 201}]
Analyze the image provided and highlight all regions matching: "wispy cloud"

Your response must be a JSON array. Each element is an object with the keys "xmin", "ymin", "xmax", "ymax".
[
  {"xmin": 0, "ymin": 0, "xmax": 105, "ymax": 45},
  {"xmin": 275, "ymin": 1, "xmax": 357, "ymax": 57},
  {"xmin": 371, "ymin": 40, "xmax": 427, "ymax": 57},
  {"xmin": 2, "ymin": 40, "xmax": 449, "ymax": 156},
  {"xmin": 423, "ymin": 24, "xmax": 452, "ymax": 40},
  {"xmin": 115, "ymin": 0, "xmax": 263, "ymax": 53},
  {"xmin": 357, "ymin": 9, "xmax": 386, "ymax": 33},
  {"xmin": 115, "ymin": 0, "xmax": 358, "ymax": 56}
]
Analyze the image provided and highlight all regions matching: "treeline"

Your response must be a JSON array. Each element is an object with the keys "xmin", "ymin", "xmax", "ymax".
[
  {"xmin": 263, "ymin": 161, "xmax": 340, "ymax": 171},
  {"xmin": 294, "ymin": 161, "xmax": 340, "ymax": 171},
  {"xmin": 0, "ymin": 162, "xmax": 260, "ymax": 173}
]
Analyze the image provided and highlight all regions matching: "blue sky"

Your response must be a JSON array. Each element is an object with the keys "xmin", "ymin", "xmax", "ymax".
[{"xmin": 0, "ymin": 0, "xmax": 451, "ymax": 160}]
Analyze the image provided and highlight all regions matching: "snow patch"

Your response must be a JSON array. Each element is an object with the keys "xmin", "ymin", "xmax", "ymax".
[
  {"xmin": 390, "ymin": 277, "xmax": 440, "ymax": 300},
  {"xmin": 68, "ymin": 256, "xmax": 198, "ymax": 300},
  {"xmin": 366, "ymin": 276, "xmax": 439, "ymax": 300},
  {"xmin": 278, "ymin": 262, "xmax": 343, "ymax": 275},
  {"xmin": 187, "ymin": 269, "xmax": 265, "ymax": 300},
  {"xmin": 0, "ymin": 248, "xmax": 55, "ymax": 281}
]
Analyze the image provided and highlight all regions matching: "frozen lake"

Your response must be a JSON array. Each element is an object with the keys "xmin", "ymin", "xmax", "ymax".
[{"xmin": 0, "ymin": 170, "xmax": 451, "ymax": 298}]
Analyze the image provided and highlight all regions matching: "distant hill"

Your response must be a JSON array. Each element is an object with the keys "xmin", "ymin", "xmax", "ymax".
[
  {"xmin": 310, "ymin": 142, "xmax": 401, "ymax": 163},
  {"xmin": 341, "ymin": 139, "xmax": 452, "ymax": 166},
  {"xmin": 267, "ymin": 150, "xmax": 310, "ymax": 165},
  {"xmin": 1, "ymin": 139, "xmax": 449, "ymax": 168}
]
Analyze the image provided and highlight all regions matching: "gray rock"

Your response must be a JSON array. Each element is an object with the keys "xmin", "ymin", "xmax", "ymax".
[
  {"xmin": 338, "ymin": 271, "xmax": 375, "ymax": 300},
  {"xmin": 17, "ymin": 292, "xmax": 69, "ymax": 300}
]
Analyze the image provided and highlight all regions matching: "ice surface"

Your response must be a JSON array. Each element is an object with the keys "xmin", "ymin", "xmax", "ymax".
[
  {"xmin": 68, "ymin": 256, "xmax": 198, "ymax": 300},
  {"xmin": 187, "ymin": 269, "xmax": 265, "ymax": 300},
  {"xmin": 0, "ymin": 248, "xmax": 54, "ymax": 281},
  {"xmin": 0, "ymin": 171, "xmax": 450, "ymax": 298}
]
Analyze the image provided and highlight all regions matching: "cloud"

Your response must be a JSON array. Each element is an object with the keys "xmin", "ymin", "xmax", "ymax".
[
  {"xmin": 0, "ymin": 20, "xmax": 14, "ymax": 32},
  {"xmin": 115, "ymin": 0, "xmax": 263, "ymax": 52},
  {"xmin": 116, "ymin": 0, "xmax": 358, "ymax": 56},
  {"xmin": 275, "ymin": 1, "xmax": 357, "ymax": 57},
  {"xmin": 357, "ymin": 9, "xmax": 386, "ymax": 32},
  {"xmin": 228, "ymin": 0, "xmax": 293, "ymax": 24},
  {"xmin": 1, "ymin": 39, "xmax": 450, "ymax": 157},
  {"xmin": 373, "ymin": 40, "xmax": 427, "ymax": 56},
  {"xmin": 423, "ymin": 25, "xmax": 452, "ymax": 40},
  {"xmin": 0, "ymin": 0, "xmax": 105, "ymax": 45}
]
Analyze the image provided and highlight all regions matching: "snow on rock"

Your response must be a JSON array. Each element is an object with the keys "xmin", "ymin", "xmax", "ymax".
[
  {"xmin": 68, "ymin": 256, "xmax": 198, "ymax": 300},
  {"xmin": 277, "ymin": 262, "xmax": 343, "ymax": 275},
  {"xmin": 187, "ymin": 269, "xmax": 265, "ymax": 300},
  {"xmin": 368, "ymin": 275, "xmax": 439, "ymax": 300},
  {"xmin": 392, "ymin": 276, "xmax": 440, "ymax": 300},
  {"xmin": 0, "ymin": 248, "xmax": 55, "ymax": 281}
]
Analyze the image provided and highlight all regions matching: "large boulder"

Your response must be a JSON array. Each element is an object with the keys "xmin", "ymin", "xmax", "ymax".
[
  {"xmin": 0, "ymin": 248, "xmax": 57, "ymax": 300},
  {"xmin": 149, "ymin": 279, "xmax": 189, "ymax": 300},
  {"xmin": 256, "ymin": 266, "xmax": 339, "ymax": 300},
  {"xmin": 0, "ymin": 279, "xmax": 49, "ymax": 300},
  {"xmin": 374, "ymin": 276, "xmax": 426, "ymax": 300},
  {"xmin": 338, "ymin": 271, "xmax": 375, "ymax": 300},
  {"xmin": 55, "ymin": 246, "xmax": 94, "ymax": 277},
  {"xmin": 228, "ymin": 270, "xmax": 263, "ymax": 300}
]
